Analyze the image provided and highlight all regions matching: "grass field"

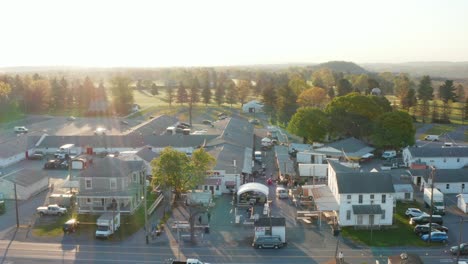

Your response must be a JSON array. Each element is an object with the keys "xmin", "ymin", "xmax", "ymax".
[
  {"xmin": 341, "ymin": 201, "xmax": 435, "ymax": 247},
  {"xmin": 418, "ymin": 124, "xmax": 458, "ymax": 140}
]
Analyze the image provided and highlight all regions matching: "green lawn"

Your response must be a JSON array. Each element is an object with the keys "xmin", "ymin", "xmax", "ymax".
[{"xmin": 341, "ymin": 201, "xmax": 435, "ymax": 247}]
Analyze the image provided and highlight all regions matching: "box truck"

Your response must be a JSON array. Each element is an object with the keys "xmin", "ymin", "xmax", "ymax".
[
  {"xmin": 423, "ymin": 188, "xmax": 445, "ymax": 215},
  {"xmin": 95, "ymin": 212, "xmax": 121, "ymax": 238}
]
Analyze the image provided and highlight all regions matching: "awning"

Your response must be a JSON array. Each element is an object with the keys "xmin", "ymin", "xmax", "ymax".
[
  {"xmin": 204, "ymin": 178, "xmax": 221, "ymax": 186},
  {"xmin": 225, "ymin": 181, "xmax": 236, "ymax": 187},
  {"xmin": 352, "ymin": 204, "xmax": 382, "ymax": 215}
]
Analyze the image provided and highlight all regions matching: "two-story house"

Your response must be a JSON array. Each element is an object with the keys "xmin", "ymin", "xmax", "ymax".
[
  {"xmin": 402, "ymin": 146, "xmax": 468, "ymax": 169},
  {"xmin": 76, "ymin": 156, "xmax": 146, "ymax": 214},
  {"xmin": 328, "ymin": 161, "xmax": 395, "ymax": 227}
]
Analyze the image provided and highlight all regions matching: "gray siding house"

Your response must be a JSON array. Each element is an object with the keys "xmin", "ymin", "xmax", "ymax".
[{"xmin": 76, "ymin": 156, "xmax": 146, "ymax": 214}]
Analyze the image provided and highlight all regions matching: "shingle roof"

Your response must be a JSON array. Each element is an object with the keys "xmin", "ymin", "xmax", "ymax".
[
  {"xmin": 78, "ymin": 157, "xmax": 144, "ymax": 178},
  {"xmin": 325, "ymin": 137, "xmax": 373, "ymax": 154},
  {"xmin": 207, "ymin": 115, "xmax": 253, "ymax": 148},
  {"xmin": 335, "ymin": 172, "xmax": 395, "ymax": 194},
  {"xmin": 135, "ymin": 147, "xmax": 159, "ymax": 163},
  {"xmin": 254, "ymin": 217, "xmax": 286, "ymax": 227},
  {"xmin": 352, "ymin": 204, "xmax": 383, "ymax": 215},
  {"xmin": 127, "ymin": 115, "xmax": 178, "ymax": 136},
  {"xmin": 409, "ymin": 168, "xmax": 468, "ymax": 183},
  {"xmin": 5, "ymin": 169, "xmax": 49, "ymax": 187},
  {"xmin": 209, "ymin": 143, "xmax": 250, "ymax": 174},
  {"xmin": 407, "ymin": 146, "xmax": 468, "ymax": 158}
]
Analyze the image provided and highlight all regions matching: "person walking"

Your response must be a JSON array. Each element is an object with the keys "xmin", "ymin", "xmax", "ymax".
[{"xmin": 338, "ymin": 251, "xmax": 344, "ymax": 264}]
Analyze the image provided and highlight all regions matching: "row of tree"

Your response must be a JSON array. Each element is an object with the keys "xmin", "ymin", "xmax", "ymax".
[
  {"xmin": 287, "ymin": 93, "xmax": 416, "ymax": 149},
  {"xmin": 0, "ymin": 74, "xmax": 134, "ymax": 118}
]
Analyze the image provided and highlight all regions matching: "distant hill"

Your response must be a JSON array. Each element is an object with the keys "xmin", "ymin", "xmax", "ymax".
[
  {"xmin": 362, "ymin": 61, "xmax": 468, "ymax": 79},
  {"xmin": 309, "ymin": 61, "xmax": 368, "ymax": 74}
]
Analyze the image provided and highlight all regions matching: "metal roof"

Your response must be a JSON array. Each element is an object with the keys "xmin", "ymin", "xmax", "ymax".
[
  {"xmin": 407, "ymin": 146, "xmax": 468, "ymax": 158},
  {"xmin": 78, "ymin": 157, "xmax": 144, "ymax": 178}
]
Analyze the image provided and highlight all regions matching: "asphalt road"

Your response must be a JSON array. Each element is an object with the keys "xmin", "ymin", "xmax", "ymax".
[{"xmin": 0, "ymin": 239, "xmax": 460, "ymax": 264}]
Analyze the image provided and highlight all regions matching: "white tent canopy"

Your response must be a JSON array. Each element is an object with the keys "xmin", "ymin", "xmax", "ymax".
[{"xmin": 237, "ymin": 183, "xmax": 269, "ymax": 202}]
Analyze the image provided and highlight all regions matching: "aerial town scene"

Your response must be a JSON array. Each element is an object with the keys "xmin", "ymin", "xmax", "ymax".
[{"xmin": 1, "ymin": 0, "xmax": 468, "ymax": 263}]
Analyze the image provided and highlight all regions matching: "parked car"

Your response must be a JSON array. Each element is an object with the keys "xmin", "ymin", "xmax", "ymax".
[
  {"xmin": 94, "ymin": 127, "xmax": 107, "ymax": 135},
  {"xmin": 29, "ymin": 151, "xmax": 45, "ymax": 160},
  {"xmin": 421, "ymin": 231, "xmax": 448, "ymax": 243},
  {"xmin": 37, "ymin": 204, "xmax": 67, "ymax": 216},
  {"xmin": 67, "ymin": 116, "xmax": 76, "ymax": 121},
  {"xmin": 410, "ymin": 215, "xmax": 443, "ymax": 225},
  {"xmin": 424, "ymin": 135, "xmax": 440, "ymax": 141},
  {"xmin": 44, "ymin": 159, "xmax": 68, "ymax": 170},
  {"xmin": 252, "ymin": 235, "xmax": 284, "ymax": 249},
  {"xmin": 405, "ymin": 208, "xmax": 425, "ymax": 218},
  {"xmin": 249, "ymin": 119, "xmax": 260, "ymax": 125},
  {"xmin": 202, "ymin": 120, "xmax": 213, "ymax": 125},
  {"xmin": 381, "ymin": 150, "xmax": 397, "ymax": 159},
  {"xmin": 450, "ymin": 243, "xmax": 468, "ymax": 255},
  {"xmin": 14, "ymin": 126, "xmax": 28, "ymax": 133},
  {"xmin": 120, "ymin": 120, "xmax": 129, "ymax": 125},
  {"xmin": 63, "ymin": 218, "xmax": 79, "ymax": 233},
  {"xmin": 414, "ymin": 225, "xmax": 438, "ymax": 236},
  {"xmin": 424, "ymin": 223, "xmax": 448, "ymax": 233},
  {"xmin": 179, "ymin": 122, "xmax": 191, "ymax": 128}
]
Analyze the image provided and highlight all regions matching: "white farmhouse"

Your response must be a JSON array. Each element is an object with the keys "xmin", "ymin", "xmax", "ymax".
[{"xmin": 327, "ymin": 161, "xmax": 395, "ymax": 227}]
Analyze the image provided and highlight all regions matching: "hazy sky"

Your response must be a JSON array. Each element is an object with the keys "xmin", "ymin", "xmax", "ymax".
[{"xmin": 1, "ymin": 0, "xmax": 467, "ymax": 67}]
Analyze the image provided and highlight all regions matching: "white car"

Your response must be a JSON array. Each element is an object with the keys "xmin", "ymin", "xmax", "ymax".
[
  {"xmin": 94, "ymin": 127, "xmax": 107, "ymax": 135},
  {"xmin": 14, "ymin": 126, "xmax": 28, "ymax": 133},
  {"xmin": 405, "ymin": 208, "xmax": 425, "ymax": 218}
]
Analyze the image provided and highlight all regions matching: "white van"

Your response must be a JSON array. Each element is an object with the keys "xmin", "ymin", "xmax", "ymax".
[
  {"xmin": 276, "ymin": 186, "xmax": 288, "ymax": 199},
  {"xmin": 14, "ymin": 126, "xmax": 28, "ymax": 133},
  {"xmin": 424, "ymin": 135, "xmax": 439, "ymax": 141},
  {"xmin": 254, "ymin": 151, "xmax": 262, "ymax": 161},
  {"xmin": 381, "ymin": 150, "xmax": 396, "ymax": 159}
]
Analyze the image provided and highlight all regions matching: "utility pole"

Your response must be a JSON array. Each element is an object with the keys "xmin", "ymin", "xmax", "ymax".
[
  {"xmin": 143, "ymin": 181, "xmax": 149, "ymax": 244},
  {"xmin": 14, "ymin": 183, "xmax": 19, "ymax": 228},
  {"xmin": 428, "ymin": 166, "xmax": 436, "ymax": 243},
  {"xmin": 457, "ymin": 217, "xmax": 464, "ymax": 264}
]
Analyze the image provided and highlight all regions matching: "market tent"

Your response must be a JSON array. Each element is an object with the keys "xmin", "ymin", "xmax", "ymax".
[{"xmin": 237, "ymin": 182, "xmax": 269, "ymax": 203}]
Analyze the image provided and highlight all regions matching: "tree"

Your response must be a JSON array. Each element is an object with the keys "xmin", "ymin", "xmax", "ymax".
[
  {"xmin": 287, "ymin": 107, "xmax": 329, "ymax": 143},
  {"xmin": 276, "ymin": 84, "xmax": 298, "ymax": 125},
  {"xmin": 352, "ymin": 74, "xmax": 369, "ymax": 92},
  {"xmin": 439, "ymin": 80, "xmax": 457, "ymax": 103},
  {"xmin": 150, "ymin": 147, "xmax": 215, "ymax": 199},
  {"xmin": 176, "ymin": 83, "xmax": 188, "ymax": 105},
  {"xmin": 288, "ymin": 74, "xmax": 309, "ymax": 95},
  {"xmin": 372, "ymin": 111, "xmax": 415, "ymax": 149},
  {"xmin": 214, "ymin": 82, "xmax": 225, "ymax": 106},
  {"xmin": 150, "ymin": 83, "xmax": 159, "ymax": 95},
  {"xmin": 96, "ymin": 81, "xmax": 107, "ymax": 101},
  {"xmin": 237, "ymin": 79, "xmax": 251, "ymax": 106},
  {"xmin": 201, "ymin": 85, "xmax": 211, "ymax": 106},
  {"xmin": 0, "ymin": 81, "xmax": 12, "ymax": 118},
  {"xmin": 417, "ymin": 75, "xmax": 433, "ymax": 101},
  {"xmin": 456, "ymin": 84, "xmax": 465, "ymax": 102},
  {"xmin": 336, "ymin": 78, "xmax": 353, "ymax": 97},
  {"xmin": 49, "ymin": 78, "xmax": 61, "ymax": 110},
  {"xmin": 463, "ymin": 98, "xmax": 468, "ymax": 124},
  {"xmin": 188, "ymin": 77, "xmax": 200, "ymax": 125},
  {"xmin": 327, "ymin": 87, "xmax": 335, "ymax": 99},
  {"xmin": 401, "ymin": 88, "xmax": 417, "ymax": 110},
  {"xmin": 367, "ymin": 78, "xmax": 380, "ymax": 95},
  {"xmin": 418, "ymin": 100, "xmax": 430, "ymax": 123},
  {"xmin": 166, "ymin": 87, "xmax": 174, "ymax": 107},
  {"xmin": 394, "ymin": 74, "xmax": 413, "ymax": 104},
  {"xmin": 261, "ymin": 84, "xmax": 277, "ymax": 122},
  {"xmin": 325, "ymin": 93, "xmax": 385, "ymax": 138},
  {"xmin": 296, "ymin": 87, "xmax": 327, "ymax": 108},
  {"xmin": 109, "ymin": 76, "xmax": 134, "ymax": 114},
  {"xmin": 25, "ymin": 79, "xmax": 51, "ymax": 113},
  {"xmin": 225, "ymin": 81, "xmax": 238, "ymax": 107}
]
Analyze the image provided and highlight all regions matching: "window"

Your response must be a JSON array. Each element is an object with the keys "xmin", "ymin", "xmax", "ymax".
[
  {"xmin": 444, "ymin": 158, "xmax": 446, "ymax": 163},
  {"xmin": 381, "ymin": 210, "xmax": 385, "ymax": 220},
  {"xmin": 358, "ymin": 195, "xmax": 363, "ymax": 204},
  {"xmin": 86, "ymin": 198, "xmax": 92, "ymax": 204},
  {"xmin": 85, "ymin": 178, "xmax": 92, "ymax": 189},
  {"xmin": 204, "ymin": 185, "xmax": 208, "ymax": 190},
  {"xmin": 458, "ymin": 158, "xmax": 461, "ymax": 162},
  {"xmin": 347, "ymin": 195, "xmax": 351, "ymax": 200},
  {"xmin": 446, "ymin": 184, "xmax": 450, "ymax": 189},
  {"xmin": 216, "ymin": 185, "xmax": 219, "ymax": 191},
  {"xmin": 382, "ymin": 194, "xmax": 386, "ymax": 203},
  {"xmin": 346, "ymin": 210, "xmax": 351, "ymax": 220},
  {"xmin": 370, "ymin": 194, "xmax": 374, "ymax": 200},
  {"xmin": 463, "ymin": 184, "xmax": 466, "ymax": 190},
  {"xmin": 133, "ymin": 173, "xmax": 137, "ymax": 182},
  {"xmin": 110, "ymin": 178, "xmax": 117, "ymax": 189}
]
